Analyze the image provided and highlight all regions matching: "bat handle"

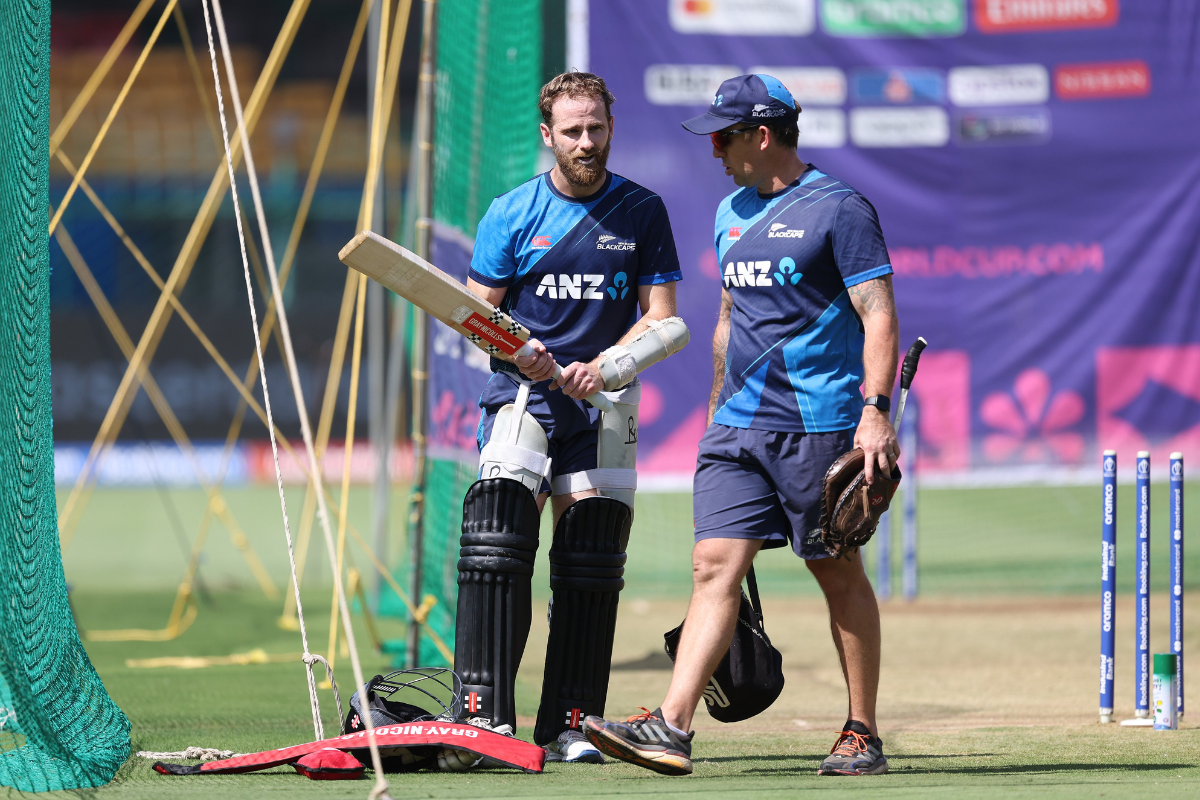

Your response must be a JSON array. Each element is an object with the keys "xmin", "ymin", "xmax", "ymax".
[
  {"xmin": 513, "ymin": 342, "xmax": 614, "ymax": 412},
  {"xmin": 892, "ymin": 336, "xmax": 927, "ymax": 432},
  {"xmin": 550, "ymin": 364, "xmax": 614, "ymax": 412},
  {"xmin": 893, "ymin": 388, "xmax": 910, "ymax": 433}
]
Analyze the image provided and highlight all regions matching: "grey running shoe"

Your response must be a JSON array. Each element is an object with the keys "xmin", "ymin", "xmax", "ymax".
[
  {"xmin": 817, "ymin": 721, "xmax": 888, "ymax": 776},
  {"xmin": 544, "ymin": 728, "xmax": 605, "ymax": 764},
  {"xmin": 583, "ymin": 708, "xmax": 693, "ymax": 776}
]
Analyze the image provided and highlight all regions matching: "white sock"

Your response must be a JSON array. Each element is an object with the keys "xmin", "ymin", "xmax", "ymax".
[{"xmin": 663, "ymin": 718, "xmax": 689, "ymax": 738}]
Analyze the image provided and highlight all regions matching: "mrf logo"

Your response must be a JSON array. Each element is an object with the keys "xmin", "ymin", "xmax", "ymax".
[{"xmin": 723, "ymin": 257, "xmax": 802, "ymax": 288}]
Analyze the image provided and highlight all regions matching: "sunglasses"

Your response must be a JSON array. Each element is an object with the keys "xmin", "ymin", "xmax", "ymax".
[{"xmin": 710, "ymin": 125, "xmax": 759, "ymax": 149}]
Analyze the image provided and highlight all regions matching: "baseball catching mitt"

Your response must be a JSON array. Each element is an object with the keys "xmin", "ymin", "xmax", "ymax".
[{"xmin": 819, "ymin": 449, "xmax": 901, "ymax": 559}]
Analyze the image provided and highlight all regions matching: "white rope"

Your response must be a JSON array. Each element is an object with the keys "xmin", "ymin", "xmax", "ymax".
[
  {"xmin": 137, "ymin": 748, "xmax": 242, "ymax": 762},
  {"xmin": 202, "ymin": 3, "xmax": 391, "ymax": 797},
  {"xmin": 196, "ymin": 0, "xmax": 321, "ymax": 745}
]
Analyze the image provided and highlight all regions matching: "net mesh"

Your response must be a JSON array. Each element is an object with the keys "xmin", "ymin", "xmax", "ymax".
[
  {"xmin": 381, "ymin": 0, "xmax": 542, "ymax": 666},
  {"xmin": 0, "ymin": 0, "xmax": 131, "ymax": 790},
  {"xmin": 432, "ymin": 0, "xmax": 543, "ymax": 238}
]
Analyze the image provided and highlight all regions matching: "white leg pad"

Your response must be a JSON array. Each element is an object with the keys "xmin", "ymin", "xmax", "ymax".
[
  {"xmin": 479, "ymin": 382, "xmax": 551, "ymax": 496},
  {"xmin": 551, "ymin": 381, "xmax": 639, "ymax": 515}
]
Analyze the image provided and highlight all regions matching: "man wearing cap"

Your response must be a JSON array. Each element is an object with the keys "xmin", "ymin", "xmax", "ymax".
[{"xmin": 583, "ymin": 74, "xmax": 900, "ymax": 777}]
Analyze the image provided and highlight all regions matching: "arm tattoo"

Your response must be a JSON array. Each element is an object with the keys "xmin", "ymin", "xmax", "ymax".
[
  {"xmin": 847, "ymin": 276, "xmax": 896, "ymax": 318},
  {"xmin": 708, "ymin": 291, "xmax": 733, "ymax": 422}
]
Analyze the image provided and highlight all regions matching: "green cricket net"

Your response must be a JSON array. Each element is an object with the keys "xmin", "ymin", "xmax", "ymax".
[
  {"xmin": 380, "ymin": 0, "xmax": 542, "ymax": 666},
  {"xmin": 0, "ymin": 0, "xmax": 131, "ymax": 790}
]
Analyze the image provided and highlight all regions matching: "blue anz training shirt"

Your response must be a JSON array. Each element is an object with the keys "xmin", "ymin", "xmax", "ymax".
[
  {"xmin": 469, "ymin": 172, "xmax": 682, "ymax": 368},
  {"xmin": 712, "ymin": 167, "xmax": 893, "ymax": 433}
]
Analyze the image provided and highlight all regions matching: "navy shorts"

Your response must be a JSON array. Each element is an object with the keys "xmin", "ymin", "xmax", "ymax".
[
  {"xmin": 692, "ymin": 423, "xmax": 856, "ymax": 560},
  {"xmin": 477, "ymin": 371, "xmax": 600, "ymax": 495}
]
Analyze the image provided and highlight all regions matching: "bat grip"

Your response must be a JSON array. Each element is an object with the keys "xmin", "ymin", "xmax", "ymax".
[
  {"xmin": 899, "ymin": 336, "xmax": 927, "ymax": 391},
  {"xmin": 550, "ymin": 364, "xmax": 614, "ymax": 412},
  {"xmin": 513, "ymin": 343, "xmax": 613, "ymax": 412}
]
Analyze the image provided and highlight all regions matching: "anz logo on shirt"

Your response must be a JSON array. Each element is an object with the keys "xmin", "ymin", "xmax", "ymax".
[
  {"xmin": 535, "ymin": 271, "xmax": 631, "ymax": 300},
  {"xmin": 723, "ymin": 257, "xmax": 802, "ymax": 288}
]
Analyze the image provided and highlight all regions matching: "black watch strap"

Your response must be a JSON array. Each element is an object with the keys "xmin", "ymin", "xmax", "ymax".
[{"xmin": 864, "ymin": 395, "xmax": 891, "ymax": 413}]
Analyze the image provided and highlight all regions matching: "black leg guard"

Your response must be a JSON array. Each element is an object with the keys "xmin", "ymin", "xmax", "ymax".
[
  {"xmin": 533, "ymin": 496, "xmax": 632, "ymax": 745},
  {"xmin": 454, "ymin": 478, "xmax": 540, "ymax": 732}
]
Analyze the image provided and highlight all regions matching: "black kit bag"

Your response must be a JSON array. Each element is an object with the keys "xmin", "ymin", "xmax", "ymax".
[{"xmin": 663, "ymin": 565, "xmax": 784, "ymax": 723}]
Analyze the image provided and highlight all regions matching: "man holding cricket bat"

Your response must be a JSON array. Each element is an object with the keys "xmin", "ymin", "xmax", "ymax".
[{"xmin": 442, "ymin": 71, "xmax": 687, "ymax": 767}]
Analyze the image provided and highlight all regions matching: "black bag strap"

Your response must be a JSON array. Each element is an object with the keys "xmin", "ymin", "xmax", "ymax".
[{"xmin": 745, "ymin": 564, "xmax": 764, "ymax": 623}]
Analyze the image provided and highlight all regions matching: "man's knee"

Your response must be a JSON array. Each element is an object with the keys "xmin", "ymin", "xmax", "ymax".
[
  {"xmin": 806, "ymin": 555, "xmax": 871, "ymax": 598},
  {"xmin": 691, "ymin": 538, "xmax": 754, "ymax": 590}
]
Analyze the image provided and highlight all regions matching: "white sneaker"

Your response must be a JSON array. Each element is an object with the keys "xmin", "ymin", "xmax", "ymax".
[{"xmin": 544, "ymin": 728, "xmax": 605, "ymax": 764}]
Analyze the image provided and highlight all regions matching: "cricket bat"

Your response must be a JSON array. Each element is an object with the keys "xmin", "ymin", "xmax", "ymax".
[{"xmin": 338, "ymin": 231, "xmax": 613, "ymax": 412}]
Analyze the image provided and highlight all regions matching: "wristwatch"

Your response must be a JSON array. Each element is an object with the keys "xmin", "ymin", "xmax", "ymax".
[{"xmin": 863, "ymin": 395, "xmax": 891, "ymax": 413}]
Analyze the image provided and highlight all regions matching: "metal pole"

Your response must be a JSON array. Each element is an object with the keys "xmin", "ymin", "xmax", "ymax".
[
  {"xmin": 901, "ymin": 404, "xmax": 919, "ymax": 600},
  {"xmin": 1100, "ymin": 449, "xmax": 1117, "ymax": 723},
  {"xmin": 367, "ymin": 0, "xmax": 390, "ymax": 607},
  {"xmin": 1169, "ymin": 452, "xmax": 1184, "ymax": 717},
  {"xmin": 406, "ymin": 0, "xmax": 436, "ymax": 669},
  {"xmin": 875, "ymin": 510, "xmax": 891, "ymax": 600},
  {"xmin": 1134, "ymin": 451, "xmax": 1151, "ymax": 719}
]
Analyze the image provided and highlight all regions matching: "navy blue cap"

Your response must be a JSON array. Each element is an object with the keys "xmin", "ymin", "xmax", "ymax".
[{"xmin": 682, "ymin": 74, "xmax": 800, "ymax": 135}]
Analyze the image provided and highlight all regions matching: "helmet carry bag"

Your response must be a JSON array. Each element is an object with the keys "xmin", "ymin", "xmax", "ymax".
[{"xmin": 663, "ymin": 565, "xmax": 784, "ymax": 723}]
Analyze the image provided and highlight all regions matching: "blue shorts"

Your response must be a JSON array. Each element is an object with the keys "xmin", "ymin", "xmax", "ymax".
[
  {"xmin": 692, "ymin": 423, "xmax": 856, "ymax": 560},
  {"xmin": 477, "ymin": 371, "xmax": 600, "ymax": 495}
]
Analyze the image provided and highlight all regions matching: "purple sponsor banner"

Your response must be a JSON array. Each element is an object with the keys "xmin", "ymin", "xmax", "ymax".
[
  {"xmin": 427, "ymin": 225, "xmax": 492, "ymax": 461},
  {"xmin": 589, "ymin": 1, "xmax": 1200, "ymax": 475}
]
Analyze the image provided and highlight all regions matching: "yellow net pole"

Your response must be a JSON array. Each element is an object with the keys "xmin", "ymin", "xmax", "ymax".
[
  {"xmin": 49, "ymin": 0, "xmax": 180, "ymax": 235},
  {"xmin": 56, "ymin": 0, "xmax": 314, "ymax": 546},
  {"xmin": 49, "ymin": 0, "xmax": 158, "ymax": 156},
  {"xmin": 325, "ymin": 275, "xmax": 368, "ymax": 678}
]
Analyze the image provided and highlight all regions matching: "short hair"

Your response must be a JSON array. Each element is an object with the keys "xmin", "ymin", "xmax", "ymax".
[
  {"xmin": 764, "ymin": 121, "xmax": 799, "ymax": 150},
  {"xmin": 538, "ymin": 71, "xmax": 616, "ymax": 126}
]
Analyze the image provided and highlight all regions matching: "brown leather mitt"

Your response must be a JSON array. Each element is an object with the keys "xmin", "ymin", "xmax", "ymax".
[{"xmin": 819, "ymin": 448, "xmax": 902, "ymax": 559}]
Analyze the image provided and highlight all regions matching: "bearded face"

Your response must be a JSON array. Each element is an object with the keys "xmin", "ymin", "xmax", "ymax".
[
  {"xmin": 541, "ymin": 94, "xmax": 613, "ymax": 192},
  {"xmin": 551, "ymin": 130, "xmax": 610, "ymax": 187}
]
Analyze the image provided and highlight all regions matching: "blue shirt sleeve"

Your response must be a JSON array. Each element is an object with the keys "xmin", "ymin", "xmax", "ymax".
[
  {"xmin": 635, "ymin": 196, "xmax": 683, "ymax": 285},
  {"xmin": 468, "ymin": 199, "xmax": 517, "ymax": 288},
  {"xmin": 832, "ymin": 193, "xmax": 893, "ymax": 288}
]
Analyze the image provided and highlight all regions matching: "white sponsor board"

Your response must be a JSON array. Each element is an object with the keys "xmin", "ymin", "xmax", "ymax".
[
  {"xmin": 850, "ymin": 106, "xmax": 949, "ymax": 147},
  {"xmin": 797, "ymin": 108, "xmax": 847, "ymax": 147},
  {"xmin": 645, "ymin": 64, "xmax": 741, "ymax": 105},
  {"xmin": 748, "ymin": 66, "xmax": 847, "ymax": 105},
  {"xmin": 948, "ymin": 64, "xmax": 1049, "ymax": 106},
  {"xmin": 670, "ymin": 0, "xmax": 815, "ymax": 36}
]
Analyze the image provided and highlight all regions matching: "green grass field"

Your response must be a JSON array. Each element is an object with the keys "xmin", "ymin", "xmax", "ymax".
[{"xmin": 5, "ymin": 482, "xmax": 1199, "ymax": 798}]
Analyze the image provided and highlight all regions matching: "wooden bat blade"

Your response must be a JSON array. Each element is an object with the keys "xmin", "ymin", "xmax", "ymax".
[
  {"xmin": 338, "ymin": 231, "xmax": 615, "ymax": 413},
  {"xmin": 339, "ymin": 230, "xmax": 529, "ymax": 356}
]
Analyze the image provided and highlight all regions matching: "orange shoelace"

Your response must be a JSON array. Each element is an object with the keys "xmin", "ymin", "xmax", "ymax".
[
  {"xmin": 626, "ymin": 707, "xmax": 657, "ymax": 723},
  {"xmin": 829, "ymin": 730, "xmax": 870, "ymax": 757}
]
